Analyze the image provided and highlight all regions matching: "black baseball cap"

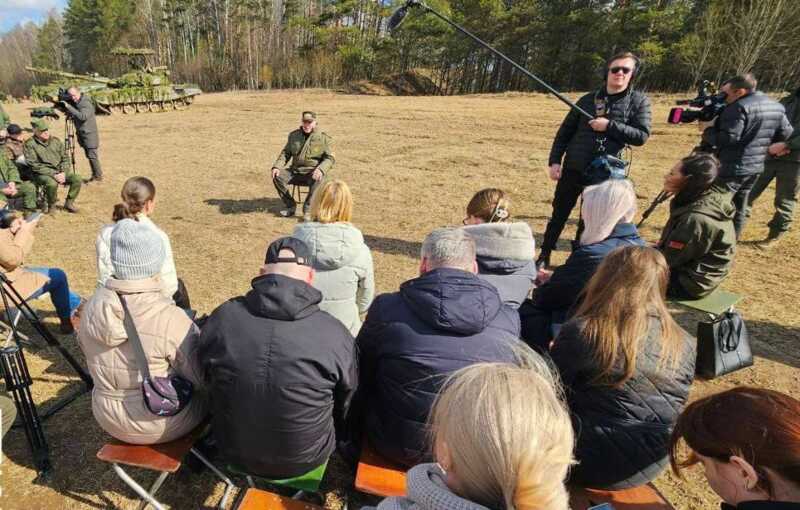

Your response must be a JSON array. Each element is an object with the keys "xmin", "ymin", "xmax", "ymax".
[
  {"xmin": 265, "ymin": 237, "xmax": 311, "ymax": 266},
  {"xmin": 6, "ymin": 124, "xmax": 21, "ymax": 135}
]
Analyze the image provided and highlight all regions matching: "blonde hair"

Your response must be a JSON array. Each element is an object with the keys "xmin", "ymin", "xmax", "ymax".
[
  {"xmin": 431, "ymin": 346, "xmax": 574, "ymax": 510},
  {"xmin": 309, "ymin": 179, "xmax": 353, "ymax": 223},
  {"xmin": 580, "ymin": 179, "xmax": 637, "ymax": 245},
  {"xmin": 573, "ymin": 246, "xmax": 684, "ymax": 386},
  {"xmin": 467, "ymin": 188, "xmax": 511, "ymax": 223}
]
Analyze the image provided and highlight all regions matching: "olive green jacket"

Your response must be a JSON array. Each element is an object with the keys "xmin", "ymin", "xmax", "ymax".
[
  {"xmin": 659, "ymin": 184, "xmax": 736, "ymax": 299},
  {"xmin": 0, "ymin": 104, "xmax": 9, "ymax": 129},
  {"xmin": 0, "ymin": 153, "xmax": 22, "ymax": 185},
  {"xmin": 23, "ymin": 136, "xmax": 69, "ymax": 177},
  {"xmin": 272, "ymin": 128, "xmax": 335, "ymax": 174},
  {"xmin": 773, "ymin": 89, "xmax": 800, "ymax": 162}
]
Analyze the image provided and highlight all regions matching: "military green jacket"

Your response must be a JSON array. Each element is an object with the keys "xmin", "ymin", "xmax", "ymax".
[
  {"xmin": 0, "ymin": 104, "xmax": 9, "ymax": 129},
  {"xmin": 272, "ymin": 128, "xmax": 335, "ymax": 174},
  {"xmin": 774, "ymin": 89, "xmax": 800, "ymax": 162},
  {"xmin": 0, "ymin": 152, "xmax": 21, "ymax": 185},
  {"xmin": 23, "ymin": 135, "xmax": 69, "ymax": 177},
  {"xmin": 659, "ymin": 184, "xmax": 736, "ymax": 299}
]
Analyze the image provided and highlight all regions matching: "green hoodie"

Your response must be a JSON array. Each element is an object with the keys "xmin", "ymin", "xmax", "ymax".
[{"xmin": 659, "ymin": 184, "xmax": 736, "ymax": 299}]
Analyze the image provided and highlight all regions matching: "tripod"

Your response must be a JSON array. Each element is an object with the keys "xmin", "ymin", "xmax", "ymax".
[
  {"xmin": 63, "ymin": 116, "xmax": 77, "ymax": 174},
  {"xmin": 0, "ymin": 272, "xmax": 93, "ymax": 474},
  {"xmin": 638, "ymin": 190, "xmax": 672, "ymax": 228}
]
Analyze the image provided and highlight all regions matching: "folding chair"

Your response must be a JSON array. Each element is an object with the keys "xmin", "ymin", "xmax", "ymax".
[
  {"xmin": 229, "ymin": 461, "xmax": 328, "ymax": 501},
  {"xmin": 235, "ymin": 487, "xmax": 325, "ymax": 510},
  {"xmin": 0, "ymin": 287, "xmax": 48, "ymax": 347},
  {"xmin": 569, "ymin": 483, "xmax": 674, "ymax": 509},
  {"xmin": 354, "ymin": 441, "xmax": 407, "ymax": 498},
  {"xmin": 289, "ymin": 176, "xmax": 310, "ymax": 207},
  {"xmin": 96, "ymin": 426, "xmax": 235, "ymax": 510}
]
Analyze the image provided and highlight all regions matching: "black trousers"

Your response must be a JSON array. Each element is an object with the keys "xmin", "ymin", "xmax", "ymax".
[
  {"xmin": 541, "ymin": 167, "xmax": 584, "ymax": 256},
  {"xmin": 79, "ymin": 139, "xmax": 103, "ymax": 179},
  {"xmin": 720, "ymin": 174, "xmax": 759, "ymax": 238},
  {"xmin": 273, "ymin": 169, "xmax": 321, "ymax": 212}
]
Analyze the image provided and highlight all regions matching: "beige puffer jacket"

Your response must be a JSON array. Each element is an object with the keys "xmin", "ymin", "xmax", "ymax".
[{"xmin": 78, "ymin": 276, "xmax": 206, "ymax": 444}]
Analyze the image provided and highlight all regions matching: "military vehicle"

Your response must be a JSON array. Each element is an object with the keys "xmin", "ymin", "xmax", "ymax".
[{"xmin": 26, "ymin": 48, "xmax": 202, "ymax": 114}]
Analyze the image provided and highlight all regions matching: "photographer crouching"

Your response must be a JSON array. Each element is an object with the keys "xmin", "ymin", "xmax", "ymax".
[
  {"xmin": 699, "ymin": 74, "xmax": 793, "ymax": 238},
  {"xmin": 538, "ymin": 51, "xmax": 651, "ymax": 268},
  {"xmin": 57, "ymin": 86, "xmax": 103, "ymax": 183}
]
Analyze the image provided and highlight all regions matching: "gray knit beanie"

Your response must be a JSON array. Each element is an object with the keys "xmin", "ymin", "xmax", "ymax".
[{"xmin": 110, "ymin": 218, "xmax": 165, "ymax": 280}]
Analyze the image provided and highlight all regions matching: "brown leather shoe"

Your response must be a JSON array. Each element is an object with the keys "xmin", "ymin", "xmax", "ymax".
[{"xmin": 63, "ymin": 200, "xmax": 79, "ymax": 213}]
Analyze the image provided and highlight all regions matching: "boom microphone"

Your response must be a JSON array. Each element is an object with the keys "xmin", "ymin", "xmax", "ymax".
[{"xmin": 387, "ymin": 2, "xmax": 411, "ymax": 32}]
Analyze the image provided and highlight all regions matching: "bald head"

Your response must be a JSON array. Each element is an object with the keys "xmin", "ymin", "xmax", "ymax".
[
  {"xmin": 67, "ymin": 87, "xmax": 81, "ymax": 103},
  {"xmin": 260, "ymin": 248, "xmax": 314, "ymax": 283}
]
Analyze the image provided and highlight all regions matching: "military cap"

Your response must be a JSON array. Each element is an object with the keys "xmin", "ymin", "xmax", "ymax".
[
  {"xmin": 301, "ymin": 111, "xmax": 317, "ymax": 122},
  {"xmin": 31, "ymin": 119, "xmax": 49, "ymax": 131}
]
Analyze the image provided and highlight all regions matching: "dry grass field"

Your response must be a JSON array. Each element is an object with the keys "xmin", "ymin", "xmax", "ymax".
[{"xmin": 1, "ymin": 89, "xmax": 798, "ymax": 509}]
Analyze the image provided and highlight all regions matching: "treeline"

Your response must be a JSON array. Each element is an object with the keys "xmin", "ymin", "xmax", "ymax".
[{"xmin": 1, "ymin": 0, "xmax": 799, "ymax": 98}]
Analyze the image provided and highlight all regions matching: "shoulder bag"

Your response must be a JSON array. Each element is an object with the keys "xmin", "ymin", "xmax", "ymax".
[{"xmin": 695, "ymin": 310, "xmax": 753, "ymax": 379}]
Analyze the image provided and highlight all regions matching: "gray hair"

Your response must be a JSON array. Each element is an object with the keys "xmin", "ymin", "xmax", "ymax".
[{"xmin": 421, "ymin": 227, "xmax": 476, "ymax": 270}]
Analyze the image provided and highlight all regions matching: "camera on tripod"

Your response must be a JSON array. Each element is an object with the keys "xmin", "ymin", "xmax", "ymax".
[{"xmin": 667, "ymin": 80, "xmax": 727, "ymax": 124}]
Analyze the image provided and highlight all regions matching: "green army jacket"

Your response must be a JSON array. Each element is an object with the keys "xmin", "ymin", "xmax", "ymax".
[
  {"xmin": 0, "ymin": 104, "xmax": 9, "ymax": 129},
  {"xmin": 775, "ymin": 90, "xmax": 800, "ymax": 162},
  {"xmin": 0, "ymin": 152, "xmax": 21, "ymax": 185},
  {"xmin": 659, "ymin": 184, "xmax": 736, "ymax": 299},
  {"xmin": 272, "ymin": 128, "xmax": 335, "ymax": 174},
  {"xmin": 23, "ymin": 135, "xmax": 69, "ymax": 177}
]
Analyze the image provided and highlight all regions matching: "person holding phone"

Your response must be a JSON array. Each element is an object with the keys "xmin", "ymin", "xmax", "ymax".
[{"xmin": 0, "ymin": 210, "xmax": 81, "ymax": 333}]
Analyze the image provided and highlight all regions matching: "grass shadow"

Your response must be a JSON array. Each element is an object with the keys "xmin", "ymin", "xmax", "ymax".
[
  {"xmin": 204, "ymin": 197, "xmax": 285, "ymax": 215},
  {"xmin": 363, "ymin": 234, "xmax": 422, "ymax": 258}
]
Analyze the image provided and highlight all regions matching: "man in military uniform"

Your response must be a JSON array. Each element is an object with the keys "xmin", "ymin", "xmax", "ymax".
[
  {"xmin": 23, "ymin": 119, "xmax": 82, "ymax": 213},
  {"xmin": 270, "ymin": 111, "xmax": 335, "ymax": 217},
  {"xmin": 4, "ymin": 124, "xmax": 27, "ymax": 165},
  {"xmin": 0, "ymin": 144, "xmax": 37, "ymax": 215},
  {"xmin": 60, "ymin": 86, "xmax": 102, "ymax": 182},
  {"xmin": 746, "ymin": 85, "xmax": 800, "ymax": 248}
]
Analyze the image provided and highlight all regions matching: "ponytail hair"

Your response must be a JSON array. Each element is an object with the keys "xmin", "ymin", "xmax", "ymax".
[{"xmin": 112, "ymin": 176, "xmax": 156, "ymax": 222}]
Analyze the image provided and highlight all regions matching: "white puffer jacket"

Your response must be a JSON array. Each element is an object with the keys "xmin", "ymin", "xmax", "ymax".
[{"xmin": 292, "ymin": 221, "xmax": 375, "ymax": 335}]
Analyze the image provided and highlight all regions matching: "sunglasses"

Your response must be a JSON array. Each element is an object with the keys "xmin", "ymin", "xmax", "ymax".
[{"xmin": 609, "ymin": 66, "xmax": 633, "ymax": 75}]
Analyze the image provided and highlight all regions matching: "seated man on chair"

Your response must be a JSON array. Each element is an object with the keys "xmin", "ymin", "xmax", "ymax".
[
  {"xmin": 1, "ymin": 139, "xmax": 38, "ymax": 215},
  {"xmin": 23, "ymin": 119, "xmax": 82, "ymax": 214},
  {"xmin": 270, "ymin": 111, "xmax": 334, "ymax": 218},
  {"xmin": 197, "ymin": 237, "xmax": 356, "ymax": 479},
  {"xmin": 0, "ymin": 210, "xmax": 81, "ymax": 333}
]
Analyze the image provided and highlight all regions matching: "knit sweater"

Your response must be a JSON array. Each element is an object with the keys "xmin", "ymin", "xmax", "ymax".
[{"xmin": 364, "ymin": 464, "xmax": 491, "ymax": 510}]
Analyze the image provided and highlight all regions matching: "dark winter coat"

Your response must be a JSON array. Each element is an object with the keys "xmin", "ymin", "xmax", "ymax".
[
  {"xmin": 702, "ymin": 91, "xmax": 793, "ymax": 177},
  {"xmin": 62, "ymin": 94, "xmax": 99, "ymax": 148},
  {"xmin": 549, "ymin": 88, "xmax": 651, "ymax": 173},
  {"xmin": 722, "ymin": 502, "xmax": 800, "ymax": 510},
  {"xmin": 352, "ymin": 268, "xmax": 521, "ymax": 467},
  {"xmin": 772, "ymin": 88, "xmax": 800, "ymax": 163},
  {"xmin": 531, "ymin": 223, "xmax": 645, "ymax": 313},
  {"xmin": 197, "ymin": 273, "xmax": 357, "ymax": 478},
  {"xmin": 659, "ymin": 184, "xmax": 736, "ymax": 299},
  {"xmin": 550, "ymin": 316, "xmax": 696, "ymax": 489}
]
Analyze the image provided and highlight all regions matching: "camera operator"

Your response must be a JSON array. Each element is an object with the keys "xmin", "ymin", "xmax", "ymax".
[
  {"xmin": 539, "ymin": 51, "xmax": 651, "ymax": 268},
  {"xmin": 58, "ymin": 86, "xmax": 103, "ymax": 183},
  {"xmin": 700, "ymin": 74, "xmax": 793, "ymax": 238}
]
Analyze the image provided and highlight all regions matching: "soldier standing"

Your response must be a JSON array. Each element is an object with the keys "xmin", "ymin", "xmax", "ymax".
[
  {"xmin": 60, "ymin": 86, "xmax": 103, "ymax": 182},
  {"xmin": 270, "ymin": 111, "xmax": 335, "ymax": 218},
  {"xmin": 23, "ymin": 119, "xmax": 82, "ymax": 213}
]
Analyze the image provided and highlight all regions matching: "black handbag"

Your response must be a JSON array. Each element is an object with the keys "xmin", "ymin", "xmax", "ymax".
[
  {"xmin": 695, "ymin": 310, "xmax": 753, "ymax": 379},
  {"xmin": 117, "ymin": 293, "xmax": 193, "ymax": 416}
]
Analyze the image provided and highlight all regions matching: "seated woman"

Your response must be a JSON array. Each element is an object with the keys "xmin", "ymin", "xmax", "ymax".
[
  {"xmin": 521, "ymin": 178, "xmax": 643, "ymax": 349},
  {"xmin": 78, "ymin": 219, "xmax": 206, "ymax": 444},
  {"xmin": 461, "ymin": 188, "xmax": 536, "ymax": 309},
  {"xmin": 658, "ymin": 153, "xmax": 735, "ymax": 299},
  {"xmin": 292, "ymin": 179, "xmax": 374, "ymax": 335},
  {"xmin": 670, "ymin": 387, "xmax": 800, "ymax": 510},
  {"xmin": 550, "ymin": 246, "xmax": 695, "ymax": 490},
  {"xmin": 0, "ymin": 210, "xmax": 80, "ymax": 334},
  {"xmin": 96, "ymin": 176, "xmax": 188, "ymax": 308},
  {"xmin": 365, "ymin": 347, "xmax": 575, "ymax": 510}
]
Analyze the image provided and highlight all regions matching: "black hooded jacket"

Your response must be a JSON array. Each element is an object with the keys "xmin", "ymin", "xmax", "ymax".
[
  {"xmin": 197, "ymin": 273, "xmax": 356, "ymax": 478},
  {"xmin": 351, "ymin": 267, "xmax": 521, "ymax": 467}
]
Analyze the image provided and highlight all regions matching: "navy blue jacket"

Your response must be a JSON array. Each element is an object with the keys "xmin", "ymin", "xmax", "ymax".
[
  {"xmin": 352, "ymin": 267, "xmax": 521, "ymax": 467},
  {"xmin": 532, "ymin": 223, "xmax": 645, "ymax": 312}
]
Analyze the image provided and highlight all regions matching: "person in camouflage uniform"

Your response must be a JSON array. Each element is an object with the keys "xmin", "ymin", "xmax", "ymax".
[
  {"xmin": 0, "ymin": 103, "xmax": 9, "ymax": 130},
  {"xmin": 746, "ymin": 85, "xmax": 800, "ymax": 248},
  {"xmin": 3, "ymin": 124, "xmax": 26, "ymax": 165},
  {"xmin": 270, "ymin": 111, "xmax": 335, "ymax": 217},
  {"xmin": 23, "ymin": 119, "xmax": 82, "ymax": 214},
  {"xmin": 0, "ymin": 144, "xmax": 38, "ymax": 214}
]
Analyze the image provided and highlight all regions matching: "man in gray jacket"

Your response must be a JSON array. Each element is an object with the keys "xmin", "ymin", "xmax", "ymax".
[{"xmin": 61, "ymin": 86, "xmax": 103, "ymax": 182}]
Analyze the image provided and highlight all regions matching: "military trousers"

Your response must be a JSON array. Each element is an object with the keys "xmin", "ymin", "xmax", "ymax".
[
  {"xmin": 4, "ymin": 181, "xmax": 38, "ymax": 210},
  {"xmin": 32, "ymin": 172, "xmax": 82, "ymax": 206},
  {"xmin": 272, "ymin": 168, "xmax": 322, "ymax": 213},
  {"xmin": 746, "ymin": 159, "xmax": 800, "ymax": 235},
  {"xmin": 719, "ymin": 174, "xmax": 759, "ymax": 239}
]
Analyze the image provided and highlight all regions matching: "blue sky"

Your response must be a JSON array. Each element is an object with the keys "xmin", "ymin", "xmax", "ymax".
[{"xmin": 0, "ymin": 0, "xmax": 68, "ymax": 34}]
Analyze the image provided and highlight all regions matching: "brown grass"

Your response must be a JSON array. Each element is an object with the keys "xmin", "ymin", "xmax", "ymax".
[{"xmin": 1, "ymin": 90, "xmax": 798, "ymax": 509}]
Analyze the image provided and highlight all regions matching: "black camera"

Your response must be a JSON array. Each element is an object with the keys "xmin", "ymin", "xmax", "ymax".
[
  {"xmin": 56, "ymin": 87, "xmax": 72, "ymax": 104},
  {"xmin": 667, "ymin": 80, "xmax": 727, "ymax": 124}
]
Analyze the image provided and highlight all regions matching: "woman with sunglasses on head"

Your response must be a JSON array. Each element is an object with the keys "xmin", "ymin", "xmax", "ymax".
[
  {"xmin": 461, "ymin": 188, "xmax": 536, "ymax": 309},
  {"xmin": 670, "ymin": 387, "xmax": 800, "ymax": 509},
  {"xmin": 539, "ymin": 51, "xmax": 651, "ymax": 269}
]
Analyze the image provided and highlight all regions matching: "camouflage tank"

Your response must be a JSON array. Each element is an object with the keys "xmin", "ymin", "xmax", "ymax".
[{"xmin": 26, "ymin": 49, "xmax": 202, "ymax": 114}]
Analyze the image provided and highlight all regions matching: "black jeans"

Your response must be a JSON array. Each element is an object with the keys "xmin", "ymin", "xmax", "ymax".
[
  {"xmin": 720, "ymin": 174, "xmax": 759, "ymax": 238},
  {"xmin": 541, "ymin": 167, "xmax": 584, "ymax": 256}
]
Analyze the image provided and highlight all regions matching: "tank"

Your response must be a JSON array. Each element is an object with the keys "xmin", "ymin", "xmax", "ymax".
[{"xmin": 26, "ymin": 49, "xmax": 202, "ymax": 114}]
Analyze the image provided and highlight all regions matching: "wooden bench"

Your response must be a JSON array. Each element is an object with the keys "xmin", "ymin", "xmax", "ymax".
[
  {"xmin": 569, "ymin": 483, "xmax": 674, "ymax": 510},
  {"xmin": 354, "ymin": 442, "xmax": 407, "ymax": 498},
  {"xmin": 97, "ymin": 425, "xmax": 234, "ymax": 510},
  {"xmin": 236, "ymin": 488, "xmax": 325, "ymax": 510},
  {"xmin": 229, "ymin": 461, "xmax": 328, "ymax": 500},
  {"xmin": 673, "ymin": 289, "xmax": 742, "ymax": 317}
]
